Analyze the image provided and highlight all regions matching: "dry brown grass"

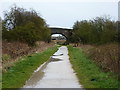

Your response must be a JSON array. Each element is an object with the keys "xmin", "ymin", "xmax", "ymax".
[
  {"xmin": 77, "ymin": 43, "xmax": 119, "ymax": 75},
  {"xmin": 2, "ymin": 41, "xmax": 55, "ymax": 71}
]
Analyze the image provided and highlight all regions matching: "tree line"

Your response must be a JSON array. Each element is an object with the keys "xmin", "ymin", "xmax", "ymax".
[
  {"xmin": 2, "ymin": 5, "xmax": 119, "ymax": 45},
  {"xmin": 70, "ymin": 17, "xmax": 120, "ymax": 44},
  {"xmin": 2, "ymin": 5, "xmax": 51, "ymax": 46}
]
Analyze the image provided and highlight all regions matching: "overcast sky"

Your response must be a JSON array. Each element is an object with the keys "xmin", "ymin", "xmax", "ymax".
[{"xmin": 0, "ymin": 0, "xmax": 119, "ymax": 28}]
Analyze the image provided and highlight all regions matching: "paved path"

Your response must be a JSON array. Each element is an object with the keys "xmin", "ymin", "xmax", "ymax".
[{"xmin": 23, "ymin": 46, "xmax": 82, "ymax": 88}]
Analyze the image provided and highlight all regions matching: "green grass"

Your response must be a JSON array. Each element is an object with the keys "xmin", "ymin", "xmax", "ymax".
[
  {"xmin": 68, "ymin": 46, "xmax": 119, "ymax": 88},
  {"xmin": 2, "ymin": 46, "xmax": 58, "ymax": 88}
]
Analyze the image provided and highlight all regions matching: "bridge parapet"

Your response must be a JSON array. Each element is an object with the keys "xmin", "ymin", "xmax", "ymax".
[{"xmin": 49, "ymin": 27, "xmax": 72, "ymax": 39}]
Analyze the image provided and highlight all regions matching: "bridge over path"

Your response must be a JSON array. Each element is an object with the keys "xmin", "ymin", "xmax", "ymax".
[{"xmin": 49, "ymin": 27, "xmax": 72, "ymax": 44}]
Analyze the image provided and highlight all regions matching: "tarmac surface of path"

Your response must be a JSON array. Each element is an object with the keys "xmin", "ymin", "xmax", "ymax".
[{"xmin": 23, "ymin": 46, "xmax": 82, "ymax": 88}]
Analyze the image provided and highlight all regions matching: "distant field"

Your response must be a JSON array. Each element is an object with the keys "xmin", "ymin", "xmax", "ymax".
[{"xmin": 52, "ymin": 40, "xmax": 66, "ymax": 44}]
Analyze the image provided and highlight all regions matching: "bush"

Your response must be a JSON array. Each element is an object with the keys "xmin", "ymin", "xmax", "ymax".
[
  {"xmin": 2, "ymin": 5, "xmax": 51, "ymax": 46},
  {"xmin": 71, "ymin": 16, "xmax": 119, "ymax": 44}
]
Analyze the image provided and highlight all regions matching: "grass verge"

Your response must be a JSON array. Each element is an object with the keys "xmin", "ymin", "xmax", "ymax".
[
  {"xmin": 2, "ymin": 46, "xmax": 58, "ymax": 88},
  {"xmin": 68, "ymin": 45, "xmax": 119, "ymax": 88}
]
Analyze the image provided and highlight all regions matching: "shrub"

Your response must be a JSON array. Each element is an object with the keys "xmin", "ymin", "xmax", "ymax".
[
  {"xmin": 71, "ymin": 16, "xmax": 119, "ymax": 44},
  {"xmin": 2, "ymin": 5, "xmax": 51, "ymax": 46}
]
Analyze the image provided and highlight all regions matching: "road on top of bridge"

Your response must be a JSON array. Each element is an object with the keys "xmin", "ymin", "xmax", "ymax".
[{"xmin": 23, "ymin": 46, "xmax": 82, "ymax": 88}]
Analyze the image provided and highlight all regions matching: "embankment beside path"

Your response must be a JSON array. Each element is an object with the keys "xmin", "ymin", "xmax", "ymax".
[
  {"xmin": 2, "ymin": 41, "xmax": 54, "ymax": 71},
  {"xmin": 2, "ymin": 46, "xmax": 58, "ymax": 88},
  {"xmin": 68, "ymin": 45, "xmax": 119, "ymax": 88}
]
